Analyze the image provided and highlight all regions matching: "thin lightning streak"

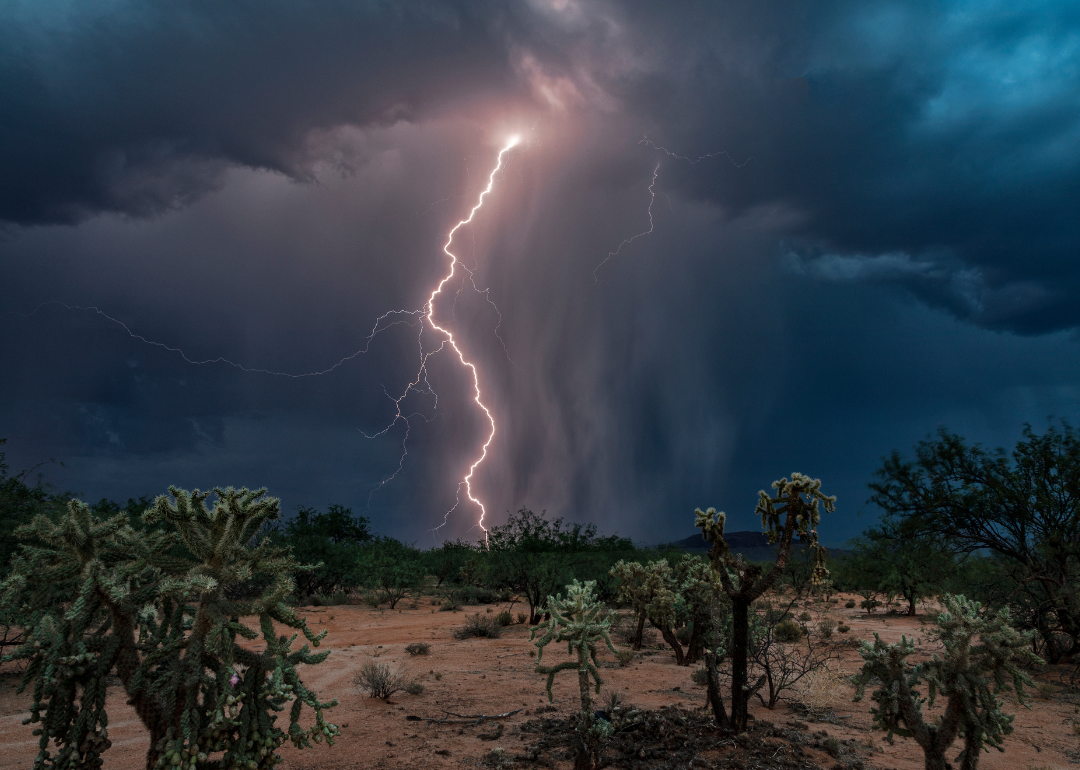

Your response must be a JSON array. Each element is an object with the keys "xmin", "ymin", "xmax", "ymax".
[
  {"xmin": 638, "ymin": 136, "xmax": 754, "ymax": 167},
  {"xmin": 592, "ymin": 136, "xmax": 752, "ymax": 280},
  {"xmin": 2, "ymin": 301, "xmax": 423, "ymax": 377},
  {"xmin": 593, "ymin": 163, "xmax": 659, "ymax": 282}
]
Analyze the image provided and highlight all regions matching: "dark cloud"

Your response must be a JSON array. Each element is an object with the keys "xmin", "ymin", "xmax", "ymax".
[{"xmin": 2, "ymin": 0, "xmax": 1079, "ymax": 545}]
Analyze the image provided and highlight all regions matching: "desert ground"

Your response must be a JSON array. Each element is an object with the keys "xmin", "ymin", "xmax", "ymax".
[{"xmin": 1, "ymin": 595, "xmax": 1076, "ymax": 770}]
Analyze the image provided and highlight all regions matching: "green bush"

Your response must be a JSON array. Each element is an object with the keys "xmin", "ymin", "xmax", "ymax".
[
  {"xmin": 798, "ymin": 611, "xmax": 812, "ymax": 622},
  {"xmin": 453, "ymin": 613, "xmax": 502, "ymax": 639},
  {"xmin": 845, "ymin": 600, "xmax": 856, "ymax": 608},
  {"xmin": 774, "ymin": 620, "xmax": 804, "ymax": 642},
  {"xmin": 495, "ymin": 610, "xmax": 513, "ymax": 626}
]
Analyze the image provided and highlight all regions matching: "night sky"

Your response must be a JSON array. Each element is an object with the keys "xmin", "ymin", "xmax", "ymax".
[{"xmin": 2, "ymin": 1, "xmax": 1079, "ymax": 546}]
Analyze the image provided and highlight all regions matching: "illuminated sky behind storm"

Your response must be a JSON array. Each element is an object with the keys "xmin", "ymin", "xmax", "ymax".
[{"xmin": 2, "ymin": 1, "xmax": 1079, "ymax": 545}]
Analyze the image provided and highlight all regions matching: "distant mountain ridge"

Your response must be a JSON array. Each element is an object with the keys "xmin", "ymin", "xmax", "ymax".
[{"xmin": 670, "ymin": 531, "xmax": 771, "ymax": 550}]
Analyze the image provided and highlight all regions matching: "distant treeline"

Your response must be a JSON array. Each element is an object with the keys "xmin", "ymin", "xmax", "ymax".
[{"xmin": 2, "ymin": 420, "xmax": 1078, "ymax": 662}]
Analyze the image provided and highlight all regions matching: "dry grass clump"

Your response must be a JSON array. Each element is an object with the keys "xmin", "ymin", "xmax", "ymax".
[
  {"xmin": 817, "ymin": 617, "xmax": 836, "ymax": 638},
  {"xmin": 453, "ymin": 612, "xmax": 503, "ymax": 639},
  {"xmin": 616, "ymin": 648, "xmax": 635, "ymax": 667},
  {"xmin": 405, "ymin": 642, "xmax": 430, "ymax": 656},
  {"xmin": 790, "ymin": 663, "xmax": 851, "ymax": 720}
]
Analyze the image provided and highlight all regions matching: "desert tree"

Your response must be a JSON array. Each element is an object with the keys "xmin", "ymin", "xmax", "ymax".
[
  {"xmin": 0, "ymin": 487, "xmax": 338, "ymax": 770},
  {"xmin": 870, "ymin": 422, "xmax": 1080, "ymax": 661},
  {"xmin": 530, "ymin": 580, "xmax": 618, "ymax": 770},
  {"xmin": 847, "ymin": 520, "xmax": 954, "ymax": 616},
  {"xmin": 488, "ymin": 509, "xmax": 632, "ymax": 624},
  {"xmin": 696, "ymin": 472, "xmax": 834, "ymax": 732},
  {"xmin": 853, "ymin": 594, "xmax": 1041, "ymax": 770}
]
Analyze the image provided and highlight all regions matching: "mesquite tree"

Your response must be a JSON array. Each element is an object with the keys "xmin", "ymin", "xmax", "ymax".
[
  {"xmin": 696, "ymin": 473, "xmax": 834, "ymax": 733},
  {"xmin": 853, "ymin": 594, "xmax": 1040, "ymax": 770},
  {"xmin": 0, "ymin": 487, "xmax": 338, "ymax": 770}
]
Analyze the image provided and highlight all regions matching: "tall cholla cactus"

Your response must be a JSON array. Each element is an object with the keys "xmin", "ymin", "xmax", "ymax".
[
  {"xmin": 1, "ymin": 487, "xmax": 338, "ymax": 770},
  {"xmin": 755, "ymin": 472, "xmax": 833, "ymax": 586},
  {"xmin": 853, "ymin": 594, "xmax": 1042, "ymax": 770},
  {"xmin": 530, "ymin": 580, "xmax": 617, "ymax": 712},
  {"xmin": 696, "ymin": 472, "xmax": 835, "ymax": 733}
]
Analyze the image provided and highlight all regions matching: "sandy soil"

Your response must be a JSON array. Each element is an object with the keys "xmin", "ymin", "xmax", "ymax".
[{"xmin": 1, "ymin": 595, "xmax": 1076, "ymax": 769}]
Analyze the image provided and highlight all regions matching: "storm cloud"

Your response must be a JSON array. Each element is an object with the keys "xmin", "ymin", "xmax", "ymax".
[{"xmin": 2, "ymin": 0, "xmax": 1079, "ymax": 544}]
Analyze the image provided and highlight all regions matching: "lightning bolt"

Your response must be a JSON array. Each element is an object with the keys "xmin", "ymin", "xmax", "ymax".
[
  {"xmin": 372, "ymin": 136, "xmax": 521, "ymax": 546},
  {"xmin": 7, "ymin": 138, "xmax": 523, "ymax": 546},
  {"xmin": 3, "ymin": 300, "xmax": 424, "ymax": 377},
  {"xmin": 593, "ymin": 163, "xmax": 659, "ymax": 282},
  {"xmin": 592, "ymin": 136, "xmax": 753, "ymax": 280}
]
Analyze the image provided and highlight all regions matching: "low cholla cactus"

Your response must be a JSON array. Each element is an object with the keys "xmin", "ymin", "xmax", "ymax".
[
  {"xmin": 1, "ymin": 487, "xmax": 338, "ymax": 770},
  {"xmin": 530, "ymin": 580, "xmax": 617, "ymax": 713},
  {"xmin": 853, "ymin": 594, "xmax": 1042, "ymax": 770}
]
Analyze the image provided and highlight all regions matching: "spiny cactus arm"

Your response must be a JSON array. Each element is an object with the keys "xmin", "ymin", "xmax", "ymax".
[
  {"xmin": 535, "ymin": 659, "xmax": 579, "ymax": 702},
  {"xmin": 695, "ymin": 508, "xmax": 741, "ymax": 593}
]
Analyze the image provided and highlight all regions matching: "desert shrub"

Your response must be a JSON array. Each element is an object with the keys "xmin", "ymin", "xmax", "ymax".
[
  {"xmin": 439, "ymin": 598, "xmax": 461, "ymax": 612},
  {"xmin": 845, "ymin": 599, "xmax": 856, "ymax": 608},
  {"xmin": 860, "ymin": 598, "xmax": 881, "ymax": 613},
  {"xmin": 475, "ymin": 587, "xmax": 502, "ymax": 604},
  {"xmin": 363, "ymin": 590, "xmax": 383, "ymax": 608},
  {"xmin": 517, "ymin": 612, "xmax": 527, "ymax": 624},
  {"xmin": 354, "ymin": 662, "xmax": 410, "ymax": 700},
  {"xmin": 837, "ymin": 624, "xmax": 850, "ymax": 633},
  {"xmin": 309, "ymin": 589, "xmax": 351, "ymax": 607},
  {"xmin": 817, "ymin": 617, "xmax": 836, "ymax": 638},
  {"xmin": 405, "ymin": 642, "xmax": 430, "ymax": 656},
  {"xmin": 405, "ymin": 681, "xmax": 424, "ymax": 696},
  {"xmin": 798, "ymin": 611, "xmax": 812, "ymax": 622},
  {"xmin": 691, "ymin": 668, "xmax": 709, "ymax": 686},
  {"xmin": 616, "ymin": 649, "xmax": 635, "ymax": 667},
  {"xmin": 496, "ymin": 610, "xmax": 513, "ymax": 626},
  {"xmin": 774, "ymin": 620, "xmax": 804, "ymax": 642},
  {"xmin": 453, "ymin": 613, "xmax": 502, "ymax": 639}
]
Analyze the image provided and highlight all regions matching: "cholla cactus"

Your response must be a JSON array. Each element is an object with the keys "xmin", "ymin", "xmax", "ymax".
[
  {"xmin": 610, "ymin": 556, "xmax": 716, "ymax": 665},
  {"xmin": 530, "ymin": 580, "xmax": 617, "ymax": 712},
  {"xmin": 695, "ymin": 472, "xmax": 835, "ymax": 733},
  {"xmin": 1, "ymin": 487, "xmax": 338, "ymax": 770},
  {"xmin": 853, "ymin": 594, "xmax": 1041, "ymax": 770},
  {"xmin": 755, "ymin": 472, "xmax": 834, "ymax": 586}
]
